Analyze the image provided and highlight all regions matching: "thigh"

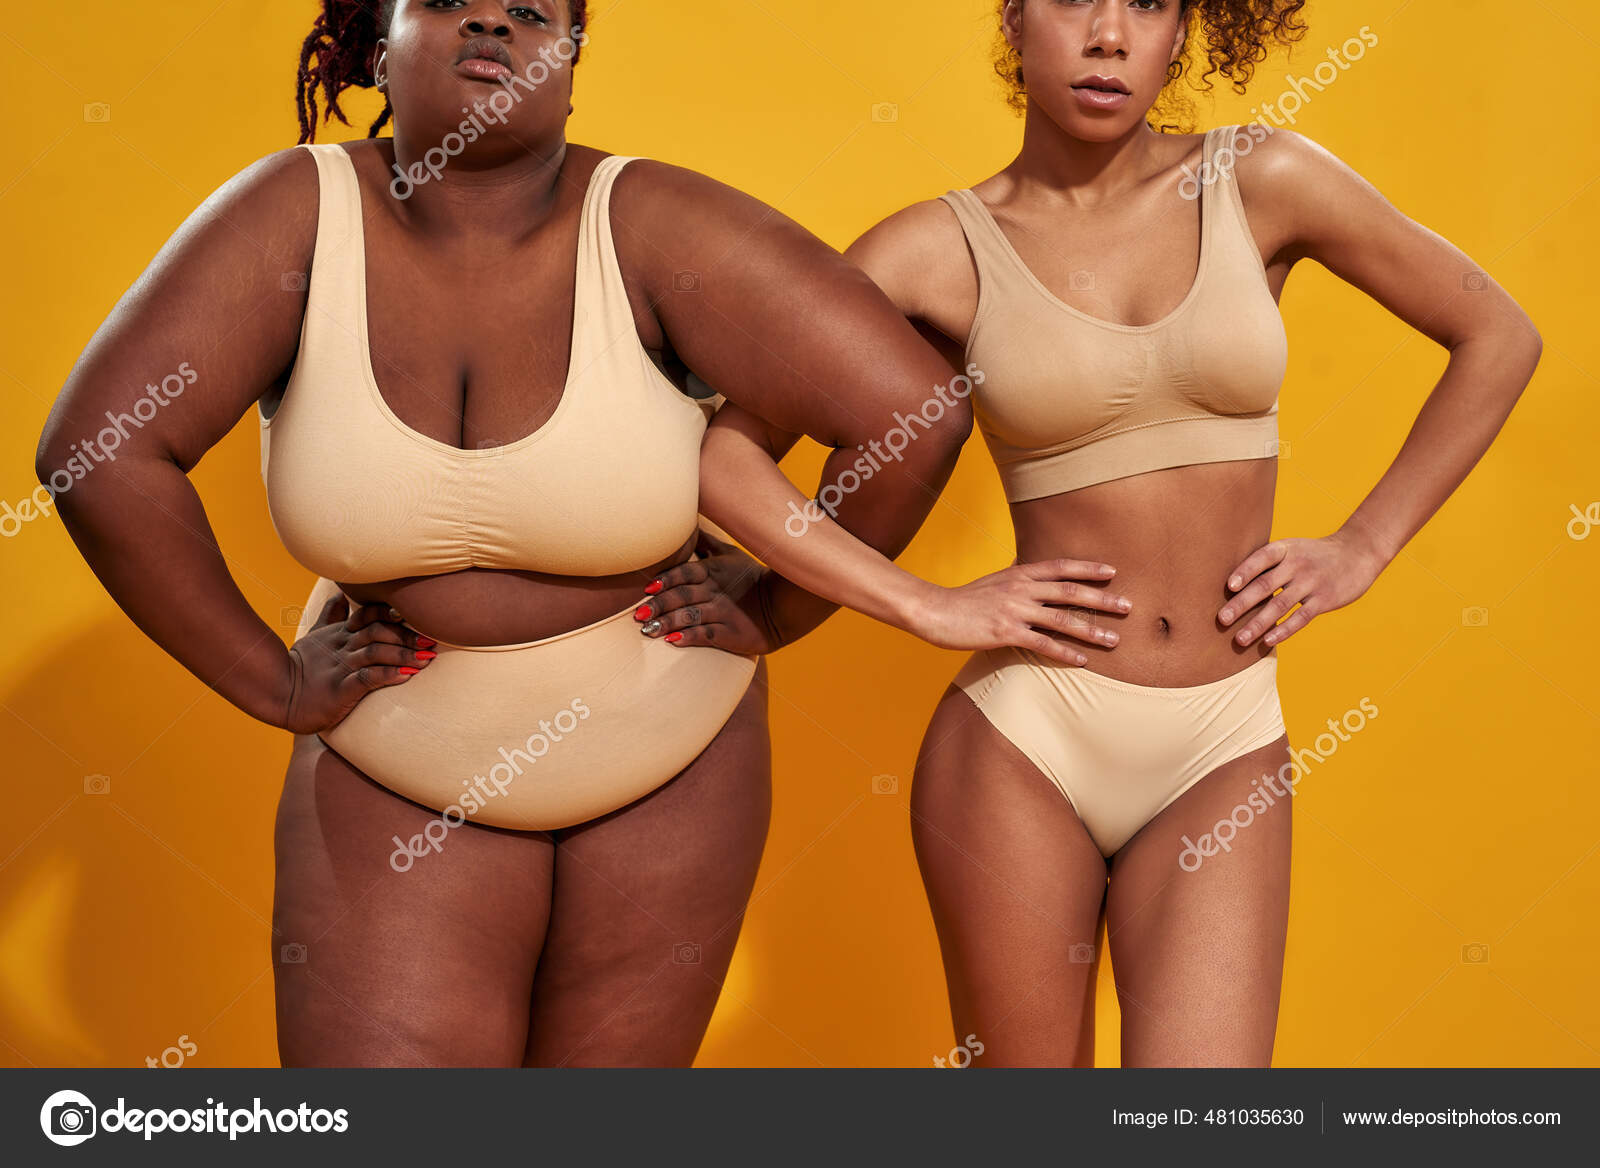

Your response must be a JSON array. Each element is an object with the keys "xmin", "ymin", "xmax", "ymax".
[
  {"xmin": 1106, "ymin": 734, "xmax": 1293, "ymax": 1068},
  {"xmin": 272, "ymin": 732, "xmax": 556, "ymax": 1067},
  {"xmin": 523, "ymin": 658, "xmax": 772, "ymax": 1068},
  {"xmin": 911, "ymin": 684, "xmax": 1110, "ymax": 1068}
]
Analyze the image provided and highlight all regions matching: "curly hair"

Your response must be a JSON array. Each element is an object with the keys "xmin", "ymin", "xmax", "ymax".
[
  {"xmin": 992, "ymin": 0, "xmax": 1308, "ymax": 130},
  {"xmin": 296, "ymin": 0, "xmax": 590, "ymax": 143}
]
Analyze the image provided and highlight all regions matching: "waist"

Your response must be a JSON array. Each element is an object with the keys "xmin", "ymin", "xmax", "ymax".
[
  {"xmin": 1010, "ymin": 460, "xmax": 1277, "ymax": 687},
  {"xmin": 318, "ymin": 597, "xmax": 758, "ymax": 831},
  {"xmin": 337, "ymin": 536, "xmax": 696, "ymax": 646}
]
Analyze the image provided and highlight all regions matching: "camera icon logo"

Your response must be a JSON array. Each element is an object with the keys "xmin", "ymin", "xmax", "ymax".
[
  {"xmin": 1064, "ymin": 606, "xmax": 1099, "ymax": 632},
  {"xmin": 40, "ymin": 1089, "xmax": 97, "ymax": 1146},
  {"xmin": 871, "ymin": 102, "xmax": 899, "ymax": 123},
  {"xmin": 673, "ymin": 270, "xmax": 701, "ymax": 292},
  {"xmin": 1461, "ymin": 606, "xmax": 1489, "ymax": 628},
  {"xmin": 1461, "ymin": 271, "xmax": 1489, "ymax": 292},
  {"xmin": 83, "ymin": 103, "xmax": 111, "ymax": 123},
  {"xmin": 871, "ymin": 774, "xmax": 898, "ymax": 795},
  {"xmin": 673, "ymin": 942, "xmax": 701, "ymax": 964},
  {"xmin": 280, "ymin": 942, "xmax": 308, "ymax": 964},
  {"xmin": 1069, "ymin": 270, "xmax": 1096, "ymax": 292},
  {"xmin": 1068, "ymin": 942, "xmax": 1096, "ymax": 964},
  {"xmin": 1461, "ymin": 943, "xmax": 1490, "ymax": 964},
  {"xmin": 83, "ymin": 773, "xmax": 111, "ymax": 795},
  {"xmin": 281, "ymin": 272, "xmax": 308, "ymax": 292}
]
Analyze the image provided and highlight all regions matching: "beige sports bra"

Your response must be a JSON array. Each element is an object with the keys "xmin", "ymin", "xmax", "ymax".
[
  {"xmin": 939, "ymin": 124, "xmax": 1288, "ymax": 503},
  {"xmin": 259, "ymin": 144, "xmax": 716, "ymax": 583}
]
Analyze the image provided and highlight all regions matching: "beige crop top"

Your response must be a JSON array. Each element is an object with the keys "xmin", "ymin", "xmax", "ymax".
[
  {"xmin": 938, "ymin": 124, "xmax": 1288, "ymax": 503},
  {"xmin": 259, "ymin": 144, "xmax": 717, "ymax": 583}
]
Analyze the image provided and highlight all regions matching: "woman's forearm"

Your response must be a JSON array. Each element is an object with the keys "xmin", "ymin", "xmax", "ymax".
[
  {"xmin": 754, "ymin": 430, "xmax": 965, "ymax": 646},
  {"xmin": 700, "ymin": 423, "xmax": 946, "ymax": 639},
  {"xmin": 1337, "ymin": 324, "xmax": 1542, "ymax": 569},
  {"xmin": 39, "ymin": 453, "xmax": 295, "ymax": 728}
]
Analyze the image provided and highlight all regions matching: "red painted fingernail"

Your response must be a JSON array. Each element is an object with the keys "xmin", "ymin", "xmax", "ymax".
[
  {"xmin": 416, "ymin": 635, "xmax": 436, "ymax": 648},
  {"xmin": 416, "ymin": 650, "xmax": 437, "ymax": 661},
  {"xmin": 399, "ymin": 666, "xmax": 420, "ymax": 675},
  {"xmin": 645, "ymin": 579, "xmax": 664, "ymax": 595},
  {"xmin": 634, "ymin": 605, "xmax": 653, "ymax": 621},
  {"xmin": 666, "ymin": 632, "xmax": 683, "ymax": 644}
]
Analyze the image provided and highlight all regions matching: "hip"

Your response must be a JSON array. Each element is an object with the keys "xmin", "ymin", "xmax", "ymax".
[{"xmin": 298, "ymin": 578, "xmax": 759, "ymax": 830}]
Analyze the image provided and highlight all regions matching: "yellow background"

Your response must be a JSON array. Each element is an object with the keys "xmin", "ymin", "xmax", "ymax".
[{"xmin": 2, "ymin": 0, "xmax": 1595, "ymax": 1067}]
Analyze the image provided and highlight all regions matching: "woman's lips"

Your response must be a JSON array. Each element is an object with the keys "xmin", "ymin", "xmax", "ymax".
[
  {"xmin": 1072, "ymin": 85, "xmax": 1131, "ymax": 111},
  {"xmin": 457, "ymin": 57, "xmax": 512, "ymax": 82}
]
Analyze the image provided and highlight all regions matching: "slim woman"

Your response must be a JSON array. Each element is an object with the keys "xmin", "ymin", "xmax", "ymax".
[
  {"xmin": 36, "ymin": 0, "xmax": 1123, "ymax": 1067},
  {"xmin": 839, "ymin": 0, "xmax": 1540, "ymax": 1065}
]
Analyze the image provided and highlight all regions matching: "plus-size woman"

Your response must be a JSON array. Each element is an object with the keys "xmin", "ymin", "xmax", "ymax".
[
  {"xmin": 842, "ymin": 0, "xmax": 1541, "ymax": 1065},
  {"xmin": 35, "ymin": 0, "xmax": 1125, "ymax": 1067}
]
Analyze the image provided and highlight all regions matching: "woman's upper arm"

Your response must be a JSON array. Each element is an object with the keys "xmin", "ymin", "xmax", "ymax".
[
  {"xmin": 842, "ymin": 200, "xmax": 966, "ymax": 319},
  {"xmin": 609, "ymin": 161, "xmax": 966, "ymax": 448},
  {"xmin": 1238, "ymin": 128, "xmax": 1539, "ymax": 350},
  {"xmin": 37, "ymin": 146, "xmax": 320, "ymax": 476}
]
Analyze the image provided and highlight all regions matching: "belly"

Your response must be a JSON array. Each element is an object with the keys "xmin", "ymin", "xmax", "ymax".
[
  {"xmin": 335, "ymin": 534, "xmax": 696, "ymax": 646},
  {"xmin": 1010, "ymin": 459, "xmax": 1279, "ymax": 687},
  {"xmin": 317, "ymin": 591, "xmax": 757, "ymax": 831}
]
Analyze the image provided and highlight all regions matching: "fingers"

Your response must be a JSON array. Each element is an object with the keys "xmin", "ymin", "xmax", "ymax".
[
  {"xmin": 312, "ymin": 593, "xmax": 350, "ymax": 629},
  {"xmin": 1218, "ymin": 566, "xmax": 1290, "ymax": 628},
  {"xmin": 1018, "ymin": 628, "xmax": 1090, "ymax": 667},
  {"xmin": 340, "ymin": 639, "xmax": 439, "ymax": 697},
  {"xmin": 342, "ymin": 661, "xmax": 427, "ymax": 697},
  {"xmin": 1227, "ymin": 541, "xmax": 1289, "ymax": 593},
  {"xmin": 1261, "ymin": 598, "xmax": 1318, "ymax": 647},
  {"xmin": 644, "ymin": 558, "xmax": 710, "ymax": 597},
  {"xmin": 638, "ymin": 581, "xmax": 717, "ymax": 620},
  {"xmin": 641, "ymin": 598, "xmax": 718, "ymax": 638},
  {"xmin": 1234, "ymin": 587, "xmax": 1305, "ymax": 646},
  {"xmin": 1014, "ymin": 557, "xmax": 1118, "ymax": 583},
  {"xmin": 343, "ymin": 601, "xmax": 400, "ymax": 633},
  {"xmin": 345, "ymin": 639, "xmax": 435, "ymax": 672},
  {"xmin": 654, "ymin": 622, "xmax": 733, "ymax": 648},
  {"xmin": 1034, "ymin": 603, "xmax": 1120, "ymax": 649},
  {"xmin": 335, "ymin": 599, "xmax": 436, "ymax": 652},
  {"xmin": 1030, "ymin": 579, "xmax": 1133, "ymax": 615}
]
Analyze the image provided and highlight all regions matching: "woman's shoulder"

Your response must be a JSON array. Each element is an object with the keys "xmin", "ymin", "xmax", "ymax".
[
  {"xmin": 1221, "ymin": 123, "xmax": 1349, "ymax": 204},
  {"xmin": 603, "ymin": 152, "xmax": 763, "ymax": 213},
  {"xmin": 161, "ymin": 145, "xmax": 321, "ymax": 266},
  {"xmin": 210, "ymin": 144, "xmax": 322, "ymax": 207},
  {"xmin": 845, "ymin": 196, "xmax": 977, "ymax": 321}
]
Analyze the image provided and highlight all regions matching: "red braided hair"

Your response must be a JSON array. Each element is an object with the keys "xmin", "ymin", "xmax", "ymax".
[{"xmin": 296, "ymin": 0, "xmax": 589, "ymax": 144}]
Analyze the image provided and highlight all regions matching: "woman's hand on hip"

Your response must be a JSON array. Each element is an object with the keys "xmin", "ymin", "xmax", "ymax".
[
  {"xmin": 908, "ymin": 559, "xmax": 1132, "ymax": 666},
  {"xmin": 282, "ymin": 594, "xmax": 437, "ymax": 733},
  {"xmin": 634, "ymin": 531, "xmax": 778, "ymax": 656},
  {"xmin": 1219, "ymin": 533, "xmax": 1385, "ymax": 649}
]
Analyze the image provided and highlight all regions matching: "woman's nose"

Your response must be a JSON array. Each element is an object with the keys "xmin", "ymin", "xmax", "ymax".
[{"xmin": 460, "ymin": 12, "xmax": 512, "ymax": 39}]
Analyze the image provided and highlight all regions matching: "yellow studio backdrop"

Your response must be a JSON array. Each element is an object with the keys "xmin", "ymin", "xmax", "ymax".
[{"xmin": 1, "ymin": 0, "xmax": 1594, "ymax": 1068}]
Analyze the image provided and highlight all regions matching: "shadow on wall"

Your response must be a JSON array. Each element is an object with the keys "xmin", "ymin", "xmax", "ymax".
[{"xmin": 0, "ymin": 614, "xmax": 294, "ymax": 1068}]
